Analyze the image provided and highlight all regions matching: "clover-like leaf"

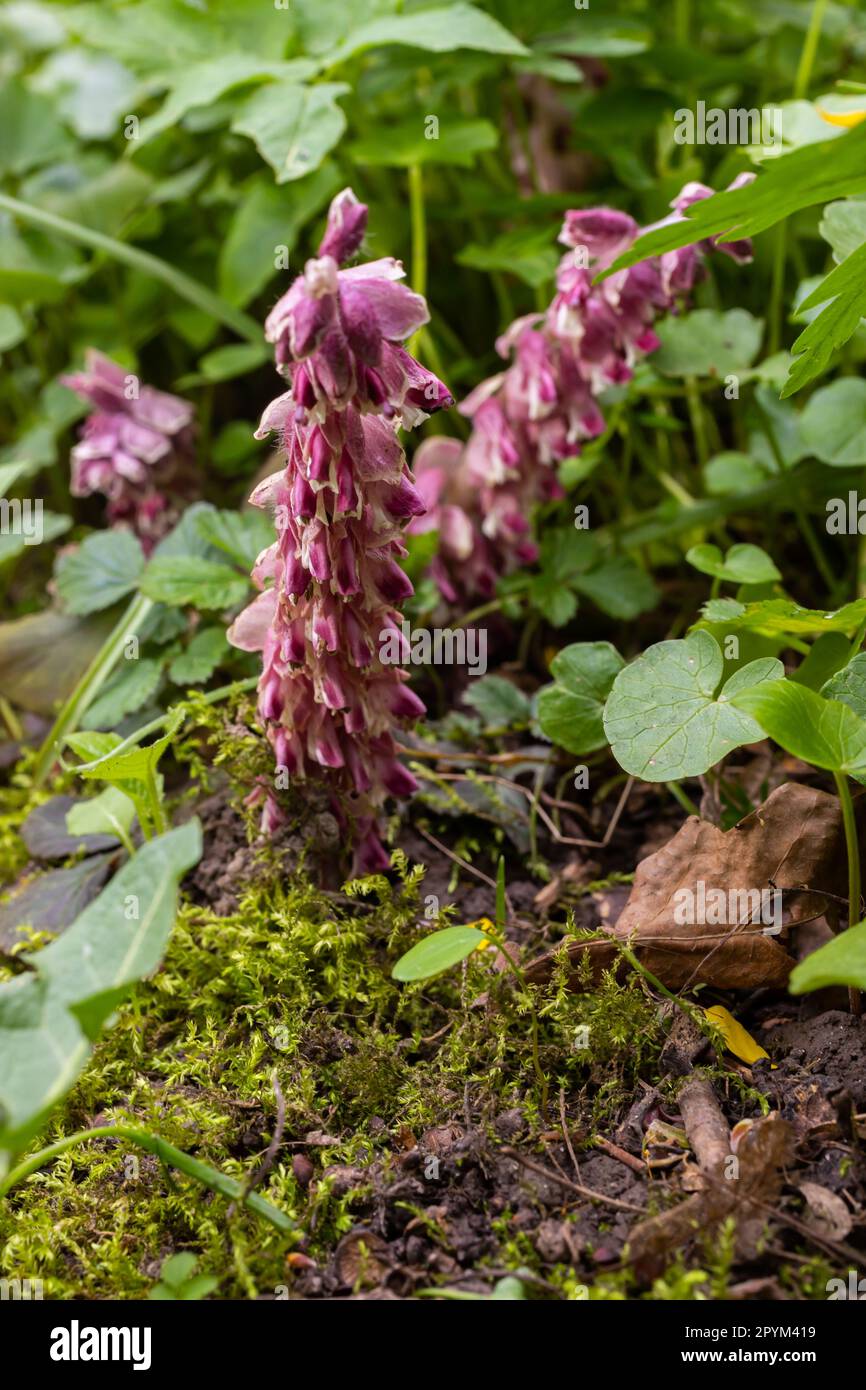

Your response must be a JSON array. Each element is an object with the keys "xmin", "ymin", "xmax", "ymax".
[
  {"xmin": 686, "ymin": 543, "xmax": 781, "ymax": 586},
  {"xmin": 538, "ymin": 642, "xmax": 624, "ymax": 756},
  {"xmin": 603, "ymin": 630, "xmax": 783, "ymax": 781}
]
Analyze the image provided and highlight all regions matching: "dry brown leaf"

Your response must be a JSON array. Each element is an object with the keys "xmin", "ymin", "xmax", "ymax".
[
  {"xmin": 526, "ymin": 783, "xmax": 844, "ymax": 993},
  {"xmin": 799, "ymin": 1181, "xmax": 854, "ymax": 1241}
]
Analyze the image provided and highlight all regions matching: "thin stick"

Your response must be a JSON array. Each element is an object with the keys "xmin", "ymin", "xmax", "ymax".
[{"xmin": 500, "ymin": 1146, "xmax": 645, "ymax": 1215}]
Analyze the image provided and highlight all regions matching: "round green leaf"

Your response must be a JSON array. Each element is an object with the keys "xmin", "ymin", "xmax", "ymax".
[
  {"xmin": 801, "ymin": 378, "xmax": 866, "ymax": 465},
  {"xmin": 537, "ymin": 642, "xmax": 624, "ymax": 755},
  {"xmin": 603, "ymin": 630, "xmax": 783, "ymax": 781},
  {"xmin": 686, "ymin": 543, "xmax": 781, "ymax": 585}
]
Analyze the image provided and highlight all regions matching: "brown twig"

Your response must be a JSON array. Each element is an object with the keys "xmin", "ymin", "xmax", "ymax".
[{"xmin": 500, "ymin": 1146, "xmax": 646, "ymax": 1214}]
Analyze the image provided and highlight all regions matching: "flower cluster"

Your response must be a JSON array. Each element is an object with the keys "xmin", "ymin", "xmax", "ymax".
[
  {"xmin": 228, "ymin": 189, "xmax": 452, "ymax": 872},
  {"xmin": 411, "ymin": 178, "xmax": 754, "ymax": 602},
  {"xmin": 63, "ymin": 350, "xmax": 197, "ymax": 551}
]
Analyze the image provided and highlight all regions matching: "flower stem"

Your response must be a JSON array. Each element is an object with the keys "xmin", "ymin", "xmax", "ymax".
[
  {"xmin": 833, "ymin": 770, "xmax": 863, "ymax": 1016},
  {"xmin": 794, "ymin": 0, "xmax": 830, "ymax": 99},
  {"xmin": 32, "ymin": 592, "xmax": 154, "ymax": 788},
  {"xmin": 408, "ymin": 164, "xmax": 427, "ymax": 358},
  {"xmin": 0, "ymin": 1124, "xmax": 295, "ymax": 1232}
]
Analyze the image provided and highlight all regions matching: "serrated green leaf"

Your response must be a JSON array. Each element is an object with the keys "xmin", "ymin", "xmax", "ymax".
[
  {"xmin": 603, "ymin": 630, "xmax": 783, "ymax": 781},
  {"xmin": 55, "ymin": 531, "xmax": 145, "ymax": 615},
  {"xmin": 169, "ymin": 627, "xmax": 230, "ymax": 686},
  {"xmin": 462, "ymin": 675, "xmax": 532, "ymax": 729},
  {"xmin": 80, "ymin": 657, "xmax": 163, "ymax": 730},
  {"xmin": 140, "ymin": 556, "xmax": 248, "ymax": 610}
]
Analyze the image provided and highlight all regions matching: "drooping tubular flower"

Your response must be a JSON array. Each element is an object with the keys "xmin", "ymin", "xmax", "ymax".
[
  {"xmin": 63, "ymin": 350, "xmax": 197, "ymax": 551},
  {"xmin": 228, "ymin": 189, "xmax": 452, "ymax": 873},
  {"xmin": 411, "ymin": 178, "xmax": 754, "ymax": 602}
]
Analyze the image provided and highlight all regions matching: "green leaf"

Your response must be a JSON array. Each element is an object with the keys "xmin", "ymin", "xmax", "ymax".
[
  {"xmin": 351, "ymin": 117, "xmax": 498, "ymax": 168},
  {"xmin": 0, "ymin": 509, "xmax": 70, "ymax": 565},
  {"xmin": 140, "ymin": 556, "xmax": 248, "ymax": 610},
  {"xmin": 65, "ymin": 786, "xmax": 136, "ymax": 843},
  {"xmin": 135, "ymin": 56, "xmax": 316, "ymax": 145},
  {"xmin": 0, "ymin": 305, "xmax": 26, "ymax": 354},
  {"xmin": 539, "ymin": 17, "xmax": 649, "ymax": 57},
  {"xmin": 0, "ymin": 80, "xmax": 73, "ymax": 176},
  {"xmin": 457, "ymin": 226, "xmax": 559, "ymax": 287},
  {"xmin": 704, "ymin": 451, "xmax": 771, "ymax": 496},
  {"xmin": 80, "ymin": 658, "xmax": 163, "ymax": 730},
  {"xmin": 821, "ymin": 197, "xmax": 866, "ymax": 262},
  {"xmin": 218, "ymin": 163, "xmax": 341, "ymax": 307},
  {"xmin": 572, "ymin": 555, "xmax": 658, "ymax": 619},
  {"xmin": 800, "ymin": 378, "xmax": 866, "ymax": 464},
  {"xmin": 603, "ymin": 630, "xmax": 783, "ymax": 781},
  {"xmin": 699, "ymin": 597, "xmax": 866, "ymax": 638},
  {"xmin": 731, "ymin": 679, "xmax": 866, "ymax": 776},
  {"xmin": 462, "ymin": 675, "xmax": 532, "ymax": 728},
  {"xmin": 232, "ymin": 82, "xmax": 349, "ymax": 184},
  {"xmin": 157, "ymin": 1252, "xmax": 198, "ymax": 1288},
  {"xmin": 392, "ymin": 925, "xmax": 489, "ymax": 982},
  {"xmin": 686, "ymin": 543, "xmax": 781, "ymax": 585},
  {"xmin": 538, "ymin": 642, "xmax": 624, "ymax": 756},
  {"xmin": 822, "ymin": 652, "xmax": 866, "ymax": 718},
  {"xmin": 67, "ymin": 712, "xmax": 181, "ymax": 785},
  {"xmin": 782, "ymin": 203, "xmax": 866, "ymax": 397},
  {"xmin": 652, "ymin": 310, "xmax": 763, "ymax": 379},
  {"xmin": 604, "ymin": 122, "xmax": 866, "ymax": 277},
  {"xmin": 195, "ymin": 508, "xmax": 274, "ymax": 570},
  {"xmin": 326, "ymin": 4, "xmax": 528, "ymax": 63},
  {"xmin": 169, "ymin": 628, "xmax": 230, "ymax": 686},
  {"xmin": 0, "ymin": 821, "xmax": 201, "ymax": 1157},
  {"xmin": 791, "ymin": 632, "xmax": 852, "ymax": 691},
  {"xmin": 55, "ymin": 531, "xmax": 145, "ymax": 615},
  {"xmin": 789, "ymin": 920, "xmax": 866, "ymax": 995}
]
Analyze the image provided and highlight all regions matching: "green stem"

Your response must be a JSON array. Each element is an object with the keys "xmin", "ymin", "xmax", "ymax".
[
  {"xmin": 0, "ymin": 195, "xmax": 261, "ymax": 345},
  {"xmin": 667, "ymin": 780, "xmax": 701, "ymax": 818},
  {"xmin": 32, "ymin": 593, "xmax": 154, "ymax": 788},
  {"xmin": 0, "ymin": 1125, "xmax": 294, "ymax": 1233},
  {"xmin": 794, "ymin": 0, "xmax": 829, "ymax": 99},
  {"xmin": 832, "ymin": 771, "xmax": 862, "ymax": 1015},
  {"xmin": 101, "ymin": 675, "xmax": 260, "ymax": 763},
  {"xmin": 684, "ymin": 377, "xmax": 709, "ymax": 468},
  {"xmin": 768, "ymin": 222, "xmax": 787, "ymax": 356},
  {"xmin": 408, "ymin": 164, "xmax": 427, "ymax": 358}
]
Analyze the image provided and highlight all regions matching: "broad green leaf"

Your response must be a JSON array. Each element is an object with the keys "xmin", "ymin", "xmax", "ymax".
[
  {"xmin": 731, "ymin": 679, "xmax": 866, "ymax": 776},
  {"xmin": 232, "ymin": 82, "xmax": 349, "ymax": 184},
  {"xmin": 0, "ymin": 855, "xmax": 113, "ymax": 952},
  {"xmin": 462, "ymin": 675, "xmax": 531, "ymax": 728},
  {"xmin": 195, "ymin": 508, "xmax": 274, "ymax": 570},
  {"xmin": 789, "ymin": 920, "xmax": 866, "ymax": 995},
  {"xmin": 457, "ymin": 226, "xmax": 559, "ymax": 287},
  {"xmin": 134, "ymin": 56, "xmax": 316, "ymax": 145},
  {"xmin": 791, "ymin": 632, "xmax": 852, "ymax": 691},
  {"xmin": 80, "ymin": 658, "xmax": 163, "ymax": 730},
  {"xmin": 179, "ymin": 341, "xmax": 269, "ymax": 387},
  {"xmin": 604, "ymin": 122, "xmax": 866, "ymax": 275},
  {"xmin": 150, "ymin": 501, "xmax": 227, "ymax": 563},
  {"xmin": 0, "ymin": 509, "xmax": 69, "ymax": 564},
  {"xmin": 67, "ymin": 710, "xmax": 181, "ymax": 784},
  {"xmin": 699, "ymin": 597, "xmax": 866, "ymax": 638},
  {"xmin": 603, "ymin": 630, "xmax": 783, "ymax": 781},
  {"xmin": 326, "ymin": 4, "xmax": 528, "ymax": 63},
  {"xmin": 821, "ymin": 197, "xmax": 866, "ymax": 262},
  {"xmin": 27, "ymin": 162, "xmax": 154, "ymax": 239},
  {"xmin": 821, "ymin": 652, "xmax": 866, "ymax": 718},
  {"xmin": 800, "ymin": 378, "xmax": 866, "ymax": 464},
  {"xmin": 140, "ymin": 556, "xmax": 248, "ymax": 610},
  {"xmin": 55, "ymin": 530, "xmax": 145, "ymax": 615},
  {"xmin": 0, "ymin": 609, "xmax": 115, "ymax": 716},
  {"xmin": 66, "ymin": 786, "xmax": 136, "ymax": 843},
  {"xmin": 539, "ymin": 17, "xmax": 649, "ymax": 57},
  {"xmin": 169, "ymin": 627, "xmax": 230, "ymax": 686},
  {"xmin": 0, "ymin": 80, "xmax": 73, "ymax": 176},
  {"xmin": 30, "ymin": 49, "xmax": 137, "ymax": 140},
  {"xmin": 652, "ymin": 310, "xmax": 763, "ymax": 379},
  {"xmin": 572, "ymin": 555, "xmax": 658, "ymax": 620},
  {"xmin": 0, "ymin": 821, "xmax": 202, "ymax": 1157},
  {"xmin": 218, "ymin": 163, "xmax": 340, "ymax": 306},
  {"xmin": 351, "ymin": 117, "xmax": 498, "ymax": 168},
  {"xmin": 392, "ymin": 925, "xmax": 489, "ymax": 982},
  {"xmin": 538, "ymin": 642, "xmax": 624, "ymax": 756},
  {"xmin": 686, "ymin": 543, "xmax": 780, "ymax": 585},
  {"xmin": 0, "ymin": 306, "xmax": 26, "ymax": 354},
  {"xmin": 704, "ymin": 451, "xmax": 771, "ymax": 496}
]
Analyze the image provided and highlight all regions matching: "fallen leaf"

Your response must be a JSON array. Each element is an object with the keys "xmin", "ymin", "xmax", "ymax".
[
  {"xmin": 799, "ymin": 1181, "xmax": 853, "ymax": 1242},
  {"xmin": 525, "ymin": 783, "xmax": 844, "ymax": 993},
  {"xmin": 705, "ymin": 1005, "xmax": 771, "ymax": 1066},
  {"xmin": 0, "ymin": 853, "xmax": 116, "ymax": 950}
]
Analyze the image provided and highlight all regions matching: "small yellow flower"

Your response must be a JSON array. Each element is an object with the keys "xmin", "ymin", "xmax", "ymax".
[
  {"xmin": 818, "ymin": 106, "xmax": 866, "ymax": 129},
  {"xmin": 465, "ymin": 917, "xmax": 495, "ymax": 950}
]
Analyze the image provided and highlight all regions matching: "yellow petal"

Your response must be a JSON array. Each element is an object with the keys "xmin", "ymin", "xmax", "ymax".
[
  {"xmin": 817, "ymin": 105, "xmax": 866, "ymax": 129},
  {"xmin": 704, "ymin": 1005, "xmax": 771, "ymax": 1066},
  {"xmin": 465, "ymin": 918, "xmax": 495, "ymax": 950}
]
